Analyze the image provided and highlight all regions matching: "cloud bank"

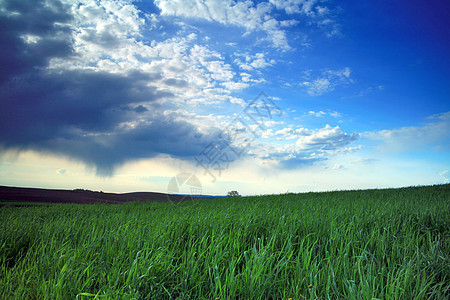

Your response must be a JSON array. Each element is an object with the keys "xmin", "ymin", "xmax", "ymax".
[
  {"xmin": 0, "ymin": 0, "xmax": 221, "ymax": 175},
  {"xmin": 0, "ymin": 0, "xmax": 353, "ymax": 176}
]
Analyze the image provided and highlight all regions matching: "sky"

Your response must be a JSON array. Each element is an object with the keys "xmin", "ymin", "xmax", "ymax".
[{"xmin": 0, "ymin": 0, "xmax": 449, "ymax": 195}]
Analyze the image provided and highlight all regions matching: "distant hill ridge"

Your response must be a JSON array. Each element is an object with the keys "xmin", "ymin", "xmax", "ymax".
[{"xmin": 0, "ymin": 186, "xmax": 195, "ymax": 204}]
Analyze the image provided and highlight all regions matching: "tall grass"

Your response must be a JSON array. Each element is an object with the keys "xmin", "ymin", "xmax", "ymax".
[{"xmin": 1, "ymin": 185, "xmax": 449, "ymax": 299}]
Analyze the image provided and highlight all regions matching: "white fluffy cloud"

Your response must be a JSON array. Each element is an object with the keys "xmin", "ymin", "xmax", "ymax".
[
  {"xmin": 295, "ymin": 124, "xmax": 358, "ymax": 151},
  {"xmin": 155, "ymin": 0, "xmax": 291, "ymax": 50},
  {"xmin": 49, "ymin": 0, "xmax": 252, "ymax": 108},
  {"xmin": 154, "ymin": 0, "xmax": 339, "ymax": 50},
  {"xmin": 234, "ymin": 52, "xmax": 275, "ymax": 71},
  {"xmin": 250, "ymin": 124, "xmax": 358, "ymax": 168}
]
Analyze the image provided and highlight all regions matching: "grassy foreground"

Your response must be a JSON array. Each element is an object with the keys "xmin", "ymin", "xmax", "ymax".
[{"xmin": 1, "ymin": 185, "xmax": 449, "ymax": 299}]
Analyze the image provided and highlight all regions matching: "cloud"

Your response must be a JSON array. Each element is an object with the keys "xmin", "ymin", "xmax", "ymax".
[
  {"xmin": 301, "ymin": 67, "xmax": 352, "ymax": 96},
  {"xmin": 47, "ymin": 1, "xmax": 249, "ymax": 104},
  {"xmin": 250, "ymin": 124, "xmax": 358, "ymax": 168},
  {"xmin": 0, "ymin": 67, "xmax": 222, "ymax": 175},
  {"xmin": 155, "ymin": 0, "xmax": 291, "ymax": 50},
  {"xmin": 364, "ymin": 111, "xmax": 450, "ymax": 152},
  {"xmin": 234, "ymin": 52, "xmax": 274, "ymax": 71},
  {"xmin": 0, "ymin": 0, "xmax": 225, "ymax": 175},
  {"xmin": 269, "ymin": 0, "xmax": 324, "ymax": 16},
  {"xmin": 163, "ymin": 78, "xmax": 189, "ymax": 88},
  {"xmin": 295, "ymin": 124, "xmax": 358, "ymax": 151},
  {"xmin": 335, "ymin": 145, "xmax": 362, "ymax": 154},
  {"xmin": 154, "ymin": 0, "xmax": 339, "ymax": 51},
  {"xmin": 269, "ymin": 0, "xmax": 340, "ymax": 36},
  {"xmin": 0, "ymin": 0, "xmax": 351, "ymax": 177},
  {"xmin": 0, "ymin": 0, "xmax": 73, "ymax": 84},
  {"xmin": 306, "ymin": 110, "xmax": 342, "ymax": 118}
]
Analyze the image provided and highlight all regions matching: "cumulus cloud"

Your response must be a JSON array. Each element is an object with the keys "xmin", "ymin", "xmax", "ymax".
[
  {"xmin": 250, "ymin": 124, "xmax": 358, "ymax": 168},
  {"xmin": 44, "ymin": 1, "xmax": 250, "ymax": 106},
  {"xmin": 295, "ymin": 124, "xmax": 358, "ymax": 151},
  {"xmin": 155, "ymin": 0, "xmax": 291, "ymax": 50},
  {"xmin": 234, "ymin": 52, "xmax": 275, "ymax": 71},
  {"xmin": 154, "ymin": 0, "xmax": 339, "ymax": 50}
]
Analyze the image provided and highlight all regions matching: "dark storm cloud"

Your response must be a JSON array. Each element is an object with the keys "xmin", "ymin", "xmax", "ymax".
[
  {"xmin": 0, "ymin": 70, "xmax": 169, "ymax": 143},
  {"xmin": 0, "ymin": 0, "xmax": 73, "ymax": 84},
  {"xmin": 11, "ymin": 111, "xmax": 214, "ymax": 176},
  {"xmin": 0, "ymin": 0, "xmax": 218, "ymax": 175}
]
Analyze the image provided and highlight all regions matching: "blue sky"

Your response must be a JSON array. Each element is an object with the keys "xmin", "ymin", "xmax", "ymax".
[{"xmin": 0, "ymin": 0, "xmax": 449, "ymax": 195}]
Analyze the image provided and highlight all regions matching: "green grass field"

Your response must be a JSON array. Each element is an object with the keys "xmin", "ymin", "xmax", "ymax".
[{"xmin": 1, "ymin": 185, "xmax": 449, "ymax": 299}]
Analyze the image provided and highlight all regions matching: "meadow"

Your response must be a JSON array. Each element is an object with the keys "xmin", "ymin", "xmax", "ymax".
[{"xmin": 1, "ymin": 185, "xmax": 449, "ymax": 299}]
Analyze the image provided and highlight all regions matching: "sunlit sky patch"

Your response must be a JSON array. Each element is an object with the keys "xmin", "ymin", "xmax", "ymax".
[{"xmin": 0, "ymin": 0, "xmax": 449, "ymax": 195}]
